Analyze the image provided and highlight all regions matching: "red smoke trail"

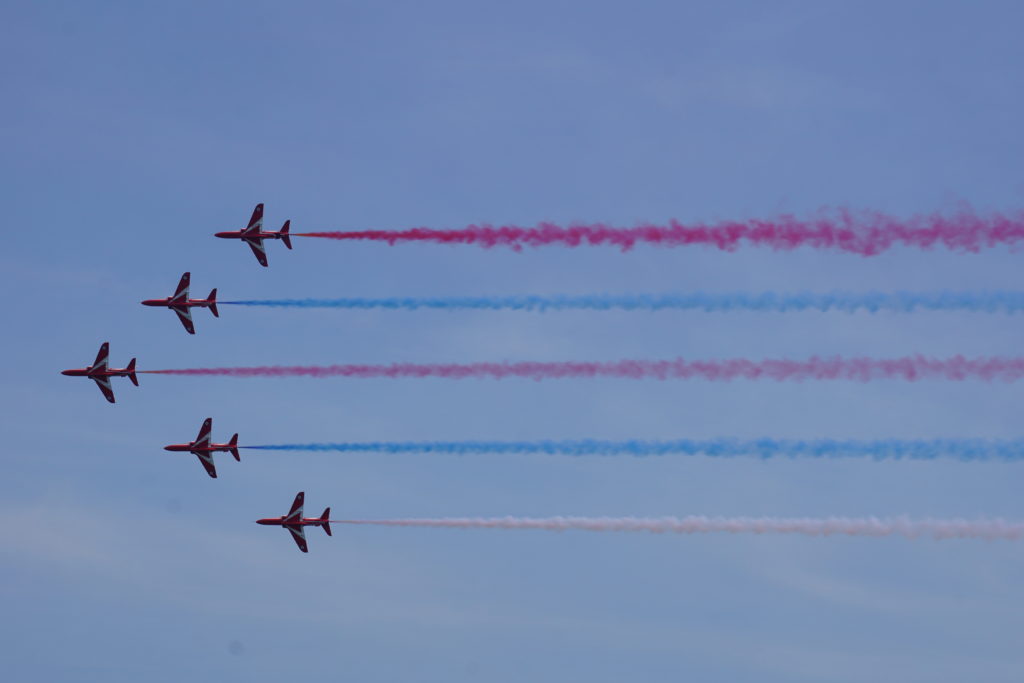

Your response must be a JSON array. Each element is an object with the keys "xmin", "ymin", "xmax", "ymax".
[
  {"xmin": 295, "ymin": 209, "xmax": 1024, "ymax": 255},
  {"xmin": 141, "ymin": 355, "xmax": 1024, "ymax": 381},
  {"xmin": 335, "ymin": 515, "xmax": 1024, "ymax": 540}
]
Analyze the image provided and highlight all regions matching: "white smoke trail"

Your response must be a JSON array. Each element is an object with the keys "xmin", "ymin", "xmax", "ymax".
[{"xmin": 337, "ymin": 516, "xmax": 1024, "ymax": 540}]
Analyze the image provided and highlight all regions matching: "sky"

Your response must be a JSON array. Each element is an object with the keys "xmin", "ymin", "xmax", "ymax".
[{"xmin": 3, "ymin": 1, "xmax": 1024, "ymax": 681}]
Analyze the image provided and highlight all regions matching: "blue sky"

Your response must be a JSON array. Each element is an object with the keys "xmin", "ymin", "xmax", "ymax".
[{"xmin": 3, "ymin": 1, "xmax": 1024, "ymax": 681}]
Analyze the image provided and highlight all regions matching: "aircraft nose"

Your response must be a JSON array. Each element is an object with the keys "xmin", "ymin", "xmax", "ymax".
[
  {"xmin": 214, "ymin": 232, "xmax": 230, "ymax": 238},
  {"xmin": 60, "ymin": 369, "xmax": 72, "ymax": 376}
]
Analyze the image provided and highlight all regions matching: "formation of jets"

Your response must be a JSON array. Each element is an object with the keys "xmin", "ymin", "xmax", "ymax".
[
  {"xmin": 63, "ymin": 204, "xmax": 332, "ymax": 552},
  {"xmin": 138, "ymin": 204, "xmax": 294, "ymax": 336}
]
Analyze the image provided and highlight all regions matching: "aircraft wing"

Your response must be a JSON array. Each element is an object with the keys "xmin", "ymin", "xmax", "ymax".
[
  {"xmin": 172, "ymin": 307, "xmax": 195, "ymax": 334},
  {"xmin": 246, "ymin": 203, "xmax": 264, "ymax": 232},
  {"xmin": 195, "ymin": 418, "xmax": 212, "ymax": 446},
  {"xmin": 195, "ymin": 452, "xmax": 217, "ymax": 478},
  {"xmin": 171, "ymin": 272, "xmax": 190, "ymax": 302},
  {"xmin": 286, "ymin": 525, "xmax": 308, "ymax": 553},
  {"xmin": 284, "ymin": 492, "xmax": 305, "ymax": 522},
  {"xmin": 91, "ymin": 342, "xmax": 109, "ymax": 372},
  {"xmin": 244, "ymin": 237, "xmax": 268, "ymax": 267},
  {"xmin": 91, "ymin": 376, "xmax": 116, "ymax": 403}
]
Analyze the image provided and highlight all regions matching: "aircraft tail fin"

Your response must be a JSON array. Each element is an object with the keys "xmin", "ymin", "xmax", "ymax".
[
  {"xmin": 280, "ymin": 220, "xmax": 292, "ymax": 249},
  {"xmin": 229, "ymin": 434, "xmax": 240, "ymax": 461},
  {"xmin": 208, "ymin": 289, "xmax": 219, "ymax": 317},
  {"xmin": 127, "ymin": 359, "xmax": 139, "ymax": 386},
  {"xmin": 321, "ymin": 507, "xmax": 332, "ymax": 536}
]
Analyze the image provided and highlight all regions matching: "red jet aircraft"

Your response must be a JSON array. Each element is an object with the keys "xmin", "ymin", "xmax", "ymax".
[
  {"xmin": 141, "ymin": 272, "xmax": 218, "ymax": 334},
  {"xmin": 215, "ymin": 203, "xmax": 291, "ymax": 267},
  {"xmin": 257, "ymin": 492, "xmax": 331, "ymax": 553},
  {"xmin": 163, "ymin": 417, "xmax": 240, "ymax": 479},
  {"xmin": 61, "ymin": 342, "xmax": 138, "ymax": 403}
]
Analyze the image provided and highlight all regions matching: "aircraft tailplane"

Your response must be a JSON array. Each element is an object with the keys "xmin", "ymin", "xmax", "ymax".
[
  {"xmin": 229, "ymin": 434, "xmax": 240, "ymax": 461},
  {"xmin": 320, "ymin": 507, "xmax": 332, "ymax": 536},
  {"xmin": 208, "ymin": 289, "xmax": 219, "ymax": 317},
  {"xmin": 280, "ymin": 220, "xmax": 292, "ymax": 249},
  {"xmin": 127, "ymin": 359, "xmax": 139, "ymax": 386}
]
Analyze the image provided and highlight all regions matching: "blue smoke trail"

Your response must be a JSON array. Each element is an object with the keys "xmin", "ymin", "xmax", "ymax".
[
  {"xmin": 242, "ymin": 438, "xmax": 1024, "ymax": 460},
  {"xmin": 221, "ymin": 292, "xmax": 1024, "ymax": 313}
]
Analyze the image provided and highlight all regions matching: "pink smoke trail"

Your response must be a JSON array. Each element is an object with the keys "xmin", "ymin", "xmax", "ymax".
[
  {"xmin": 141, "ymin": 355, "xmax": 1024, "ymax": 381},
  {"xmin": 336, "ymin": 516, "xmax": 1024, "ymax": 540},
  {"xmin": 295, "ymin": 208, "xmax": 1024, "ymax": 255}
]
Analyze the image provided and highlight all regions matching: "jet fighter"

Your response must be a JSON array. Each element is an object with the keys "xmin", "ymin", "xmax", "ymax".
[
  {"xmin": 256, "ymin": 492, "xmax": 331, "ymax": 553},
  {"xmin": 215, "ymin": 203, "xmax": 291, "ymax": 267},
  {"xmin": 141, "ymin": 272, "xmax": 218, "ymax": 334},
  {"xmin": 61, "ymin": 342, "xmax": 138, "ymax": 403},
  {"xmin": 163, "ymin": 417, "xmax": 240, "ymax": 479}
]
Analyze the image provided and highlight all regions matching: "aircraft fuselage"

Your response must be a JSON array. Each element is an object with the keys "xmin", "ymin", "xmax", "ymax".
[
  {"xmin": 214, "ymin": 230, "xmax": 288, "ymax": 241},
  {"xmin": 61, "ymin": 367, "xmax": 132, "ymax": 378},
  {"xmin": 164, "ymin": 442, "xmax": 235, "ymax": 454},
  {"xmin": 256, "ymin": 517, "xmax": 327, "ymax": 527},
  {"xmin": 141, "ymin": 298, "xmax": 214, "ymax": 309}
]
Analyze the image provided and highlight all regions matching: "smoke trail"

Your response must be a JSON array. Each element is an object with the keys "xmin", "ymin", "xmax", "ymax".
[
  {"xmin": 335, "ymin": 516, "xmax": 1024, "ymax": 540},
  {"xmin": 242, "ymin": 438, "xmax": 1024, "ymax": 461},
  {"xmin": 142, "ymin": 355, "xmax": 1024, "ymax": 381},
  {"xmin": 221, "ymin": 291, "xmax": 1024, "ymax": 313},
  {"xmin": 295, "ymin": 208, "xmax": 1024, "ymax": 255}
]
